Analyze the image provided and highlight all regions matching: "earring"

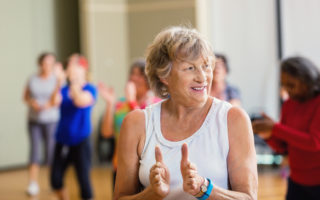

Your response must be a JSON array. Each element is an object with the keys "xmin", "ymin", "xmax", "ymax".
[{"xmin": 161, "ymin": 86, "xmax": 169, "ymax": 97}]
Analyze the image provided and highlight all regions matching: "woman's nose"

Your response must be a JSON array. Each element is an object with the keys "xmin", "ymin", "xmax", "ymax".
[{"xmin": 195, "ymin": 68, "xmax": 207, "ymax": 83}]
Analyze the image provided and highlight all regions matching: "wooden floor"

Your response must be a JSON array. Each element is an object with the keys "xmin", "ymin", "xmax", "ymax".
[{"xmin": 0, "ymin": 166, "xmax": 287, "ymax": 200}]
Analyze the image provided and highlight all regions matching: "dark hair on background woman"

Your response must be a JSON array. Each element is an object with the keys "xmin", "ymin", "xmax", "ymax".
[
  {"xmin": 129, "ymin": 58, "xmax": 146, "ymax": 77},
  {"xmin": 215, "ymin": 53, "xmax": 229, "ymax": 73},
  {"xmin": 281, "ymin": 56, "xmax": 320, "ymax": 96},
  {"xmin": 37, "ymin": 52, "xmax": 55, "ymax": 66},
  {"xmin": 129, "ymin": 58, "xmax": 149, "ymax": 87}
]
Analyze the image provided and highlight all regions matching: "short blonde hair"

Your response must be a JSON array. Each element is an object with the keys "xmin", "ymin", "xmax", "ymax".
[{"xmin": 145, "ymin": 26, "xmax": 215, "ymax": 98}]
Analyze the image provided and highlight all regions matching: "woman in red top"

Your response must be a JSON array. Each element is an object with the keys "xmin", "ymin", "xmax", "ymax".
[{"xmin": 253, "ymin": 56, "xmax": 320, "ymax": 200}]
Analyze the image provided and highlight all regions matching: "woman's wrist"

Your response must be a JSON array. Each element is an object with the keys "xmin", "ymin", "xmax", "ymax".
[
  {"xmin": 29, "ymin": 99, "xmax": 38, "ymax": 108},
  {"xmin": 145, "ymin": 186, "xmax": 164, "ymax": 200},
  {"xmin": 194, "ymin": 178, "xmax": 214, "ymax": 200},
  {"xmin": 106, "ymin": 97, "xmax": 116, "ymax": 105},
  {"xmin": 194, "ymin": 176, "xmax": 206, "ymax": 197},
  {"xmin": 43, "ymin": 101, "xmax": 52, "ymax": 109},
  {"xmin": 27, "ymin": 98, "xmax": 35, "ymax": 105}
]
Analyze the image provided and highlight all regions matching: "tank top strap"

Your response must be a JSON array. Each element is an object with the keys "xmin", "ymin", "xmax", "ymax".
[{"xmin": 141, "ymin": 101, "xmax": 163, "ymax": 156}]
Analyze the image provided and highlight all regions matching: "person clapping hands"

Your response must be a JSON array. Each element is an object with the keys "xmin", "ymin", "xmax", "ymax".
[
  {"xmin": 114, "ymin": 27, "xmax": 257, "ymax": 200},
  {"xmin": 148, "ymin": 143, "xmax": 213, "ymax": 199}
]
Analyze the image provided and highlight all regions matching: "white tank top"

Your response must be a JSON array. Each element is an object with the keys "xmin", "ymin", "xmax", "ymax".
[{"xmin": 139, "ymin": 98, "xmax": 232, "ymax": 200}]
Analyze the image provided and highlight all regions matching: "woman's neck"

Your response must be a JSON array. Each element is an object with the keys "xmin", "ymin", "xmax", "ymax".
[
  {"xmin": 39, "ymin": 71, "xmax": 50, "ymax": 79},
  {"xmin": 163, "ymin": 97, "xmax": 212, "ymax": 121}
]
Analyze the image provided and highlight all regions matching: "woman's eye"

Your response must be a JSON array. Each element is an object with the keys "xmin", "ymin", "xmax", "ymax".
[{"xmin": 185, "ymin": 66, "xmax": 194, "ymax": 71}]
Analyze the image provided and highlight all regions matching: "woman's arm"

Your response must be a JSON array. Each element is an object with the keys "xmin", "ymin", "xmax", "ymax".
[
  {"xmin": 252, "ymin": 115, "xmax": 288, "ymax": 153},
  {"xmin": 50, "ymin": 86, "xmax": 62, "ymax": 107},
  {"xmin": 98, "ymin": 82, "xmax": 116, "ymax": 138},
  {"xmin": 253, "ymin": 105, "xmax": 320, "ymax": 152},
  {"xmin": 23, "ymin": 86, "xmax": 42, "ymax": 112},
  {"xmin": 271, "ymin": 116, "xmax": 320, "ymax": 152},
  {"xmin": 113, "ymin": 110, "xmax": 164, "ymax": 200},
  {"xmin": 23, "ymin": 86, "xmax": 32, "ymax": 105},
  {"xmin": 46, "ymin": 63, "xmax": 65, "ymax": 108},
  {"xmin": 266, "ymin": 136, "xmax": 287, "ymax": 154},
  {"xmin": 43, "ymin": 82, "xmax": 63, "ymax": 109},
  {"xmin": 100, "ymin": 101, "xmax": 115, "ymax": 138},
  {"xmin": 210, "ymin": 107, "xmax": 258, "ymax": 200},
  {"xmin": 69, "ymin": 83, "xmax": 94, "ymax": 108}
]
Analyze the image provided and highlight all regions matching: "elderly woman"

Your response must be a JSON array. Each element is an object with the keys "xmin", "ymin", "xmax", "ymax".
[{"xmin": 113, "ymin": 27, "xmax": 257, "ymax": 200}]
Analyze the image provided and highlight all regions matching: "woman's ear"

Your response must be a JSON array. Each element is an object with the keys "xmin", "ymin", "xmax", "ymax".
[{"xmin": 160, "ymin": 77, "xmax": 168, "ymax": 86}]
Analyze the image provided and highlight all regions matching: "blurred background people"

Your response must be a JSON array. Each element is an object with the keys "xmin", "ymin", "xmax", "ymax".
[
  {"xmin": 253, "ymin": 56, "xmax": 320, "ymax": 200},
  {"xmin": 279, "ymin": 86, "xmax": 290, "ymax": 179},
  {"xmin": 50, "ymin": 54, "xmax": 97, "ymax": 200},
  {"xmin": 53, "ymin": 61, "xmax": 67, "ymax": 87},
  {"xmin": 23, "ymin": 52, "xmax": 61, "ymax": 196},
  {"xmin": 98, "ymin": 58, "xmax": 161, "ymax": 186},
  {"xmin": 210, "ymin": 53, "xmax": 241, "ymax": 106}
]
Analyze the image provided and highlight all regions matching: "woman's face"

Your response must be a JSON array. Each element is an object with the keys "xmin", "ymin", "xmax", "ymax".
[
  {"xmin": 213, "ymin": 58, "xmax": 227, "ymax": 82},
  {"xmin": 129, "ymin": 67, "xmax": 148, "ymax": 90},
  {"xmin": 281, "ymin": 72, "xmax": 310, "ymax": 101},
  {"xmin": 164, "ymin": 56, "xmax": 213, "ymax": 107},
  {"xmin": 67, "ymin": 63, "xmax": 86, "ymax": 84},
  {"xmin": 40, "ymin": 55, "xmax": 55, "ymax": 74}
]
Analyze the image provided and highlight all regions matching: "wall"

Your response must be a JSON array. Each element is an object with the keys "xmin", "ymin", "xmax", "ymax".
[
  {"xmin": 55, "ymin": 0, "xmax": 81, "ymax": 60},
  {"xmin": 0, "ymin": 0, "xmax": 56, "ymax": 168},
  {"xmin": 282, "ymin": 0, "xmax": 320, "ymax": 66},
  {"xmin": 197, "ymin": 0, "xmax": 280, "ymax": 118},
  {"xmin": 0, "ymin": 0, "xmax": 79, "ymax": 168},
  {"xmin": 127, "ymin": 0, "xmax": 195, "ymax": 60}
]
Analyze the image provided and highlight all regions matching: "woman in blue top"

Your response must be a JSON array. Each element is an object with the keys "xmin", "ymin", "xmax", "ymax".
[{"xmin": 50, "ymin": 54, "xmax": 97, "ymax": 200}]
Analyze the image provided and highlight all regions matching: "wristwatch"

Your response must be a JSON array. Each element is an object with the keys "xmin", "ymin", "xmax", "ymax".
[
  {"xmin": 195, "ymin": 178, "xmax": 213, "ymax": 200},
  {"xmin": 195, "ymin": 178, "xmax": 208, "ymax": 198}
]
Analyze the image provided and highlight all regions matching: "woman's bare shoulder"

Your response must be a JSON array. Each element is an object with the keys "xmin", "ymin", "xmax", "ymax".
[
  {"xmin": 119, "ymin": 109, "xmax": 146, "ymax": 147},
  {"xmin": 117, "ymin": 109, "xmax": 147, "ymax": 162},
  {"xmin": 227, "ymin": 106, "xmax": 250, "ymax": 124},
  {"xmin": 122, "ymin": 110, "xmax": 146, "ymax": 134},
  {"xmin": 227, "ymin": 106, "xmax": 252, "ymax": 138}
]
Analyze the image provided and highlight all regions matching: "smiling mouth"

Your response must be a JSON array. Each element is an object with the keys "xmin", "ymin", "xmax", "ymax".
[{"xmin": 191, "ymin": 86, "xmax": 207, "ymax": 91}]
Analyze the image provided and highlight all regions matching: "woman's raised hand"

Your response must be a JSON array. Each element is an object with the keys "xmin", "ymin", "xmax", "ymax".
[
  {"xmin": 180, "ymin": 143, "xmax": 204, "ymax": 196},
  {"xmin": 125, "ymin": 81, "xmax": 137, "ymax": 102},
  {"xmin": 252, "ymin": 113, "xmax": 275, "ymax": 139},
  {"xmin": 98, "ymin": 82, "xmax": 116, "ymax": 104},
  {"xmin": 149, "ymin": 146, "xmax": 170, "ymax": 198}
]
